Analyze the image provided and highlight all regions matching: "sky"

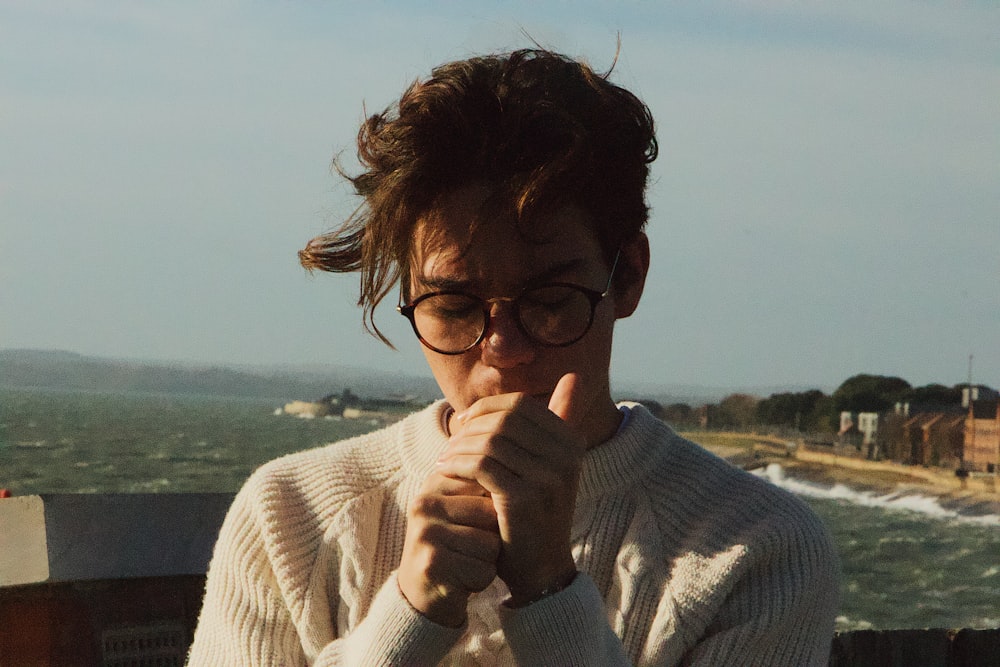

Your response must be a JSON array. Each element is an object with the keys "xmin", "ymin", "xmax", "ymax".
[{"xmin": 2, "ymin": 1, "xmax": 998, "ymax": 394}]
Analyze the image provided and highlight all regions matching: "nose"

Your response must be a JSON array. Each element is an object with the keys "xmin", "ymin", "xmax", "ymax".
[{"xmin": 481, "ymin": 300, "xmax": 535, "ymax": 368}]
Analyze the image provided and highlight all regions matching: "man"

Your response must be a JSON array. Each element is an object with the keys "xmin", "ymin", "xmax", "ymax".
[{"xmin": 188, "ymin": 48, "xmax": 838, "ymax": 666}]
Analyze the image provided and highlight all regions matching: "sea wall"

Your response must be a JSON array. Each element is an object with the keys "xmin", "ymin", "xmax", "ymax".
[
  {"xmin": 1, "ymin": 493, "xmax": 998, "ymax": 665},
  {"xmin": 794, "ymin": 445, "xmax": 999, "ymax": 495}
]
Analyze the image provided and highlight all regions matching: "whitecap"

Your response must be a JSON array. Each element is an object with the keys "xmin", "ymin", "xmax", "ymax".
[
  {"xmin": 753, "ymin": 463, "xmax": 1000, "ymax": 527},
  {"xmin": 835, "ymin": 615, "xmax": 873, "ymax": 631}
]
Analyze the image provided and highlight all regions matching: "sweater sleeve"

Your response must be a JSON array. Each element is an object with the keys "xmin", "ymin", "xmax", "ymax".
[
  {"xmin": 187, "ymin": 483, "xmax": 462, "ymax": 666},
  {"xmin": 680, "ymin": 507, "xmax": 840, "ymax": 667},
  {"xmin": 186, "ymin": 479, "xmax": 309, "ymax": 666},
  {"xmin": 187, "ymin": 425, "xmax": 470, "ymax": 666},
  {"xmin": 315, "ymin": 572, "xmax": 465, "ymax": 666},
  {"xmin": 498, "ymin": 572, "xmax": 631, "ymax": 666}
]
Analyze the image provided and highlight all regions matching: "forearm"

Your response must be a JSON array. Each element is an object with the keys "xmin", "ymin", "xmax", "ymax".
[{"xmin": 186, "ymin": 504, "xmax": 305, "ymax": 666}]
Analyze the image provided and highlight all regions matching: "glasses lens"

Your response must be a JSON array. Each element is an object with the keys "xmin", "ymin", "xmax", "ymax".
[
  {"xmin": 518, "ymin": 285, "xmax": 594, "ymax": 345},
  {"xmin": 412, "ymin": 293, "xmax": 485, "ymax": 353}
]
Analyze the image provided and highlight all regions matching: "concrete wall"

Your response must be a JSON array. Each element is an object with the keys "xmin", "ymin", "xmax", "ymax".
[
  {"xmin": 1, "ymin": 494, "xmax": 232, "ymax": 665},
  {"xmin": 1, "ymin": 493, "xmax": 233, "ymax": 586}
]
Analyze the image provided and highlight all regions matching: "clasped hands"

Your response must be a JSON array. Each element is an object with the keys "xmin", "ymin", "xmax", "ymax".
[{"xmin": 397, "ymin": 373, "xmax": 588, "ymax": 627}]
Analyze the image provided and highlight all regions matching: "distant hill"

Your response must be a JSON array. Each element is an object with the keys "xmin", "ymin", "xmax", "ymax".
[
  {"xmin": 0, "ymin": 349, "xmax": 442, "ymax": 402},
  {"xmin": 0, "ymin": 349, "xmax": 821, "ymax": 407}
]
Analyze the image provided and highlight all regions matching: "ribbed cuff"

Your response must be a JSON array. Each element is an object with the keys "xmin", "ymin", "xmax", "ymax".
[
  {"xmin": 498, "ymin": 571, "xmax": 624, "ymax": 665},
  {"xmin": 337, "ymin": 573, "xmax": 466, "ymax": 666}
]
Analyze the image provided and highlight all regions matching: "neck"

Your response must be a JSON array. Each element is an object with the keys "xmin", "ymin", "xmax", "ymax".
[{"xmin": 581, "ymin": 397, "xmax": 624, "ymax": 449}]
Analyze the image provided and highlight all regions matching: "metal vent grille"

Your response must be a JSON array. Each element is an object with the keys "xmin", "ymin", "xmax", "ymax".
[{"xmin": 101, "ymin": 623, "xmax": 187, "ymax": 667}]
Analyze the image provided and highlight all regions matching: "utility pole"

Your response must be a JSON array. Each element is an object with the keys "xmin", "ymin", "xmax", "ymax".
[{"xmin": 967, "ymin": 354, "xmax": 975, "ymax": 471}]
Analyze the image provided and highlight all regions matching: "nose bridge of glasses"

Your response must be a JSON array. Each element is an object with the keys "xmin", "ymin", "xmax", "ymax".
[
  {"xmin": 482, "ymin": 295, "xmax": 520, "ymax": 330},
  {"xmin": 481, "ymin": 294, "xmax": 535, "ymax": 346},
  {"xmin": 484, "ymin": 294, "xmax": 517, "ymax": 310}
]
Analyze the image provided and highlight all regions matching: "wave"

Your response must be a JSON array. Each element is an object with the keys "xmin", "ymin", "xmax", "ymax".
[{"xmin": 753, "ymin": 463, "xmax": 1000, "ymax": 527}]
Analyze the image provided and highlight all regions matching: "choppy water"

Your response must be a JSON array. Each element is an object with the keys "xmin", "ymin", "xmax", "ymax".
[
  {"xmin": 2, "ymin": 388, "xmax": 998, "ymax": 631},
  {"xmin": 755, "ymin": 464, "xmax": 1000, "ymax": 632},
  {"xmin": 0, "ymin": 388, "xmax": 384, "ymax": 493}
]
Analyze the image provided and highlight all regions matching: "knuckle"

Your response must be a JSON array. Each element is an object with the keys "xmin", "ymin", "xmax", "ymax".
[
  {"xmin": 422, "ymin": 522, "xmax": 451, "ymax": 544},
  {"xmin": 409, "ymin": 494, "xmax": 441, "ymax": 517}
]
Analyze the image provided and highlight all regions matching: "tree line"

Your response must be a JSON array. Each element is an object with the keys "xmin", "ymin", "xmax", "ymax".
[{"xmin": 633, "ymin": 374, "xmax": 989, "ymax": 434}]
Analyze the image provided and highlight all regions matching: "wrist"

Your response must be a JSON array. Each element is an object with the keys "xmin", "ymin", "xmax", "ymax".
[
  {"xmin": 397, "ymin": 576, "xmax": 469, "ymax": 628},
  {"xmin": 503, "ymin": 568, "xmax": 578, "ymax": 609}
]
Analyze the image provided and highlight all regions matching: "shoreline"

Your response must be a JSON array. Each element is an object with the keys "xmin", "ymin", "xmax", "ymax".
[{"xmin": 685, "ymin": 432, "xmax": 1000, "ymax": 518}]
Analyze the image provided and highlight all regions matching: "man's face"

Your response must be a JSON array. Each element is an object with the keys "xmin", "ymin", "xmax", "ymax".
[{"xmin": 408, "ymin": 184, "xmax": 629, "ymax": 427}]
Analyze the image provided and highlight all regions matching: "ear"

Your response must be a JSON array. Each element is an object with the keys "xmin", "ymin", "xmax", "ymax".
[{"xmin": 613, "ymin": 231, "xmax": 649, "ymax": 319}]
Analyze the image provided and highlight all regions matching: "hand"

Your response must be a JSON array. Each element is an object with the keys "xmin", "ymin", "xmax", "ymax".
[
  {"xmin": 397, "ymin": 474, "xmax": 501, "ymax": 627},
  {"xmin": 437, "ymin": 373, "xmax": 589, "ymax": 605}
]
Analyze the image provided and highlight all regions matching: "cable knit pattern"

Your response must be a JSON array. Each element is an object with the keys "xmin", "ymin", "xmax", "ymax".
[{"xmin": 188, "ymin": 401, "xmax": 839, "ymax": 666}]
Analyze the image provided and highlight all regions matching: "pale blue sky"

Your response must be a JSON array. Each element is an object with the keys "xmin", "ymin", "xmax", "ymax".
[{"xmin": 2, "ymin": 1, "xmax": 998, "ymax": 392}]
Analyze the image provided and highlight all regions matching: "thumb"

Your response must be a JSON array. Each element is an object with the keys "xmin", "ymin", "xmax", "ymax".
[{"xmin": 547, "ymin": 372, "xmax": 590, "ymax": 428}]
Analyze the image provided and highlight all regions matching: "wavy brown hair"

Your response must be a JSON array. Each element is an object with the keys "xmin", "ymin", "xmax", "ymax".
[{"xmin": 299, "ymin": 48, "xmax": 657, "ymax": 344}]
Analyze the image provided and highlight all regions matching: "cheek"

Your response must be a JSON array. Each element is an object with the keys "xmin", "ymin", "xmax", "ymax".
[
  {"xmin": 584, "ymin": 305, "xmax": 617, "ymax": 348},
  {"xmin": 422, "ymin": 348, "xmax": 476, "ymax": 397}
]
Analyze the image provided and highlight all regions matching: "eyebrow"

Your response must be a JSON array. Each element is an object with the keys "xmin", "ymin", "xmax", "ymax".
[{"xmin": 415, "ymin": 257, "xmax": 591, "ymax": 294}]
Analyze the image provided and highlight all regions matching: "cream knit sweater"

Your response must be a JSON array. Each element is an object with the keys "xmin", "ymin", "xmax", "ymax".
[{"xmin": 188, "ymin": 402, "xmax": 839, "ymax": 666}]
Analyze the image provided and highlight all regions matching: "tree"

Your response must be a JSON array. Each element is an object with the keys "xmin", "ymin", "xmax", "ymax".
[
  {"xmin": 663, "ymin": 403, "xmax": 696, "ymax": 427},
  {"xmin": 901, "ymin": 384, "xmax": 962, "ymax": 408},
  {"xmin": 804, "ymin": 394, "xmax": 835, "ymax": 433},
  {"xmin": 756, "ymin": 389, "xmax": 829, "ymax": 432},
  {"xmin": 713, "ymin": 393, "xmax": 759, "ymax": 429},
  {"xmin": 831, "ymin": 374, "xmax": 911, "ymax": 414}
]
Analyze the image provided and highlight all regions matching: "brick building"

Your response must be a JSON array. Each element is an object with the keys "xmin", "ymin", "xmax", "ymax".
[{"xmin": 964, "ymin": 398, "xmax": 1000, "ymax": 473}]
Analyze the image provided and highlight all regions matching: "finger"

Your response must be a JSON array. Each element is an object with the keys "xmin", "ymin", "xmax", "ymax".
[
  {"xmin": 442, "ymin": 430, "xmax": 545, "ymax": 474},
  {"xmin": 424, "ymin": 472, "xmax": 490, "ymax": 498},
  {"xmin": 410, "ymin": 492, "xmax": 499, "ymax": 531},
  {"xmin": 451, "ymin": 398, "xmax": 568, "ymax": 453},
  {"xmin": 437, "ymin": 526, "xmax": 501, "ymax": 563},
  {"xmin": 435, "ymin": 543, "xmax": 499, "ymax": 592},
  {"xmin": 454, "ymin": 392, "xmax": 552, "ymax": 427},
  {"xmin": 547, "ymin": 372, "xmax": 590, "ymax": 428},
  {"xmin": 435, "ymin": 452, "xmax": 521, "ymax": 495}
]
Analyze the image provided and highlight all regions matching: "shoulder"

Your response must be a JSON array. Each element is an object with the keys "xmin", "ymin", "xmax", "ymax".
[
  {"xmin": 229, "ymin": 401, "xmax": 448, "ymax": 534},
  {"xmin": 623, "ymin": 405, "xmax": 835, "ymax": 559},
  {"xmin": 249, "ymin": 401, "xmax": 446, "ymax": 502}
]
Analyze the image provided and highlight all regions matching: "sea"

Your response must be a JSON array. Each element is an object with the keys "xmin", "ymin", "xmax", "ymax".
[{"xmin": 2, "ymin": 387, "xmax": 998, "ymax": 633}]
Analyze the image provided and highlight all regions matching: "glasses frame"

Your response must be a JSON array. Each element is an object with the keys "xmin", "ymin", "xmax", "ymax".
[{"xmin": 397, "ymin": 249, "xmax": 621, "ymax": 355}]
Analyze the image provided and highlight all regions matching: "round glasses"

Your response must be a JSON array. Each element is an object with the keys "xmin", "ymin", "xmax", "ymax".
[{"xmin": 397, "ymin": 251, "xmax": 620, "ymax": 355}]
